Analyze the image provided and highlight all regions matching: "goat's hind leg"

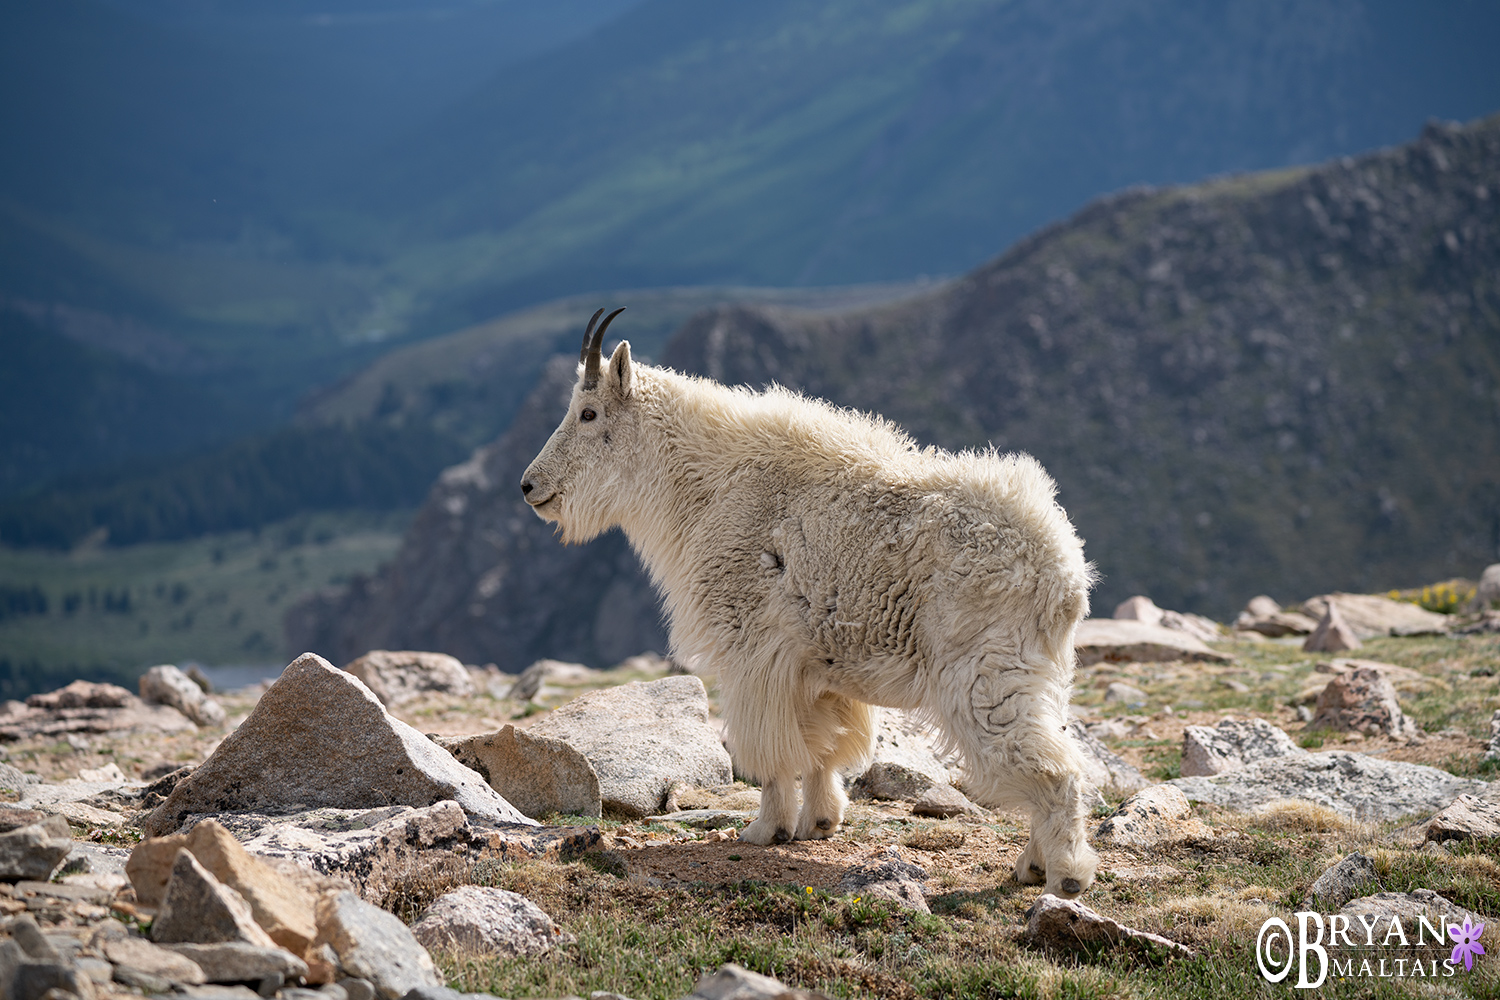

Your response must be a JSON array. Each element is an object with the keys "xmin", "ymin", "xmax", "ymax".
[{"xmin": 794, "ymin": 694, "xmax": 875, "ymax": 840}]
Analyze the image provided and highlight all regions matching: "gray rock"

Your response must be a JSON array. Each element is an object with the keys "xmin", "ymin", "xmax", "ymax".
[
  {"xmin": 0, "ymin": 939, "xmax": 24, "ymax": 999},
  {"xmin": 1489, "ymin": 709, "xmax": 1500, "ymax": 761},
  {"xmin": 315, "ymin": 890, "xmax": 443, "ymax": 1000},
  {"xmin": 12, "ymin": 962, "xmax": 98, "ymax": 1000},
  {"xmin": 911, "ymin": 785, "xmax": 986, "ymax": 819},
  {"xmin": 174, "ymin": 986, "xmax": 261, "ymax": 999},
  {"xmin": 1024, "ymin": 893, "xmax": 1194, "ymax": 958},
  {"xmin": 505, "ymin": 659, "xmax": 600, "ymax": 702},
  {"xmin": 152, "ymin": 849, "xmax": 278, "ymax": 947},
  {"xmin": 398, "ymin": 988, "xmax": 504, "ymax": 1000},
  {"xmin": 835, "ymin": 847, "xmax": 929, "ymax": 913},
  {"xmin": 438, "ymin": 725, "xmax": 601, "ymax": 819},
  {"xmin": 342, "ymin": 651, "xmax": 475, "ymax": 708},
  {"xmin": 1235, "ymin": 609, "xmax": 1320, "ymax": 637},
  {"xmin": 0, "ymin": 680, "xmax": 195, "ymax": 741},
  {"xmin": 1303, "ymin": 852, "xmax": 1375, "ymax": 910},
  {"xmin": 1074, "ymin": 619, "xmax": 1232, "ymax": 665},
  {"xmin": 1103, "ymin": 681, "xmax": 1148, "ymax": 706},
  {"xmin": 11, "ymin": 914, "xmax": 61, "ymax": 960},
  {"xmin": 1158, "ymin": 610, "xmax": 1226, "ymax": 644},
  {"xmin": 1302, "ymin": 603, "xmax": 1362, "ymax": 653},
  {"xmin": 685, "ymin": 963, "xmax": 831, "ymax": 1000},
  {"xmin": 1067, "ymin": 722, "xmax": 1150, "ymax": 796},
  {"xmin": 1112, "ymin": 595, "xmax": 1164, "ymax": 624},
  {"xmin": 162, "ymin": 943, "xmax": 310, "ymax": 984},
  {"xmin": 1299, "ymin": 593, "xmax": 1449, "ymax": 640},
  {"xmin": 1170, "ymin": 751, "xmax": 1488, "ymax": 820},
  {"xmin": 0, "ymin": 813, "xmax": 72, "ymax": 881},
  {"xmin": 1337, "ymin": 890, "xmax": 1482, "ymax": 946},
  {"xmin": 410, "ymin": 886, "xmax": 567, "ymax": 957},
  {"xmin": 1423, "ymin": 794, "xmax": 1500, "ymax": 844},
  {"xmin": 102, "ymin": 937, "xmax": 208, "ymax": 985},
  {"xmin": 141, "ymin": 653, "xmax": 534, "ymax": 836},
  {"xmin": 1469, "ymin": 564, "xmax": 1500, "ymax": 612},
  {"xmin": 140, "ymin": 665, "xmax": 227, "ymax": 728},
  {"xmin": 1094, "ymin": 785, "xmax": 1212, "ymax": 848},
  {"xmin": 1245, "ymin": 595, "xmax": 1283, "ymax": 618},
  {"xmin": 180, "ymin": 802, "xmax": 595, "ymax": 903},
  {"xmin": 1308, "ymin": 667, "xmax": 1417, "ymax": 738},
  {"xmin": 849, "ymin": 709, "xmax": 955, "ymax": 801},
  {"xmin": 1179, "ymin": 718, "xmax": 1306, "ymax": 778},
  {"xmin": 0, "ymin": 762, "xmax": 39, "ymax": 794},
  {"xmin": 529, "ymin": 676, "xmax": 732, "ymax": 818}
]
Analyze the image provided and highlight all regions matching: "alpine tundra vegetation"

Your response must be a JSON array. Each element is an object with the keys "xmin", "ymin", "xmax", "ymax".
[{"xmin": 522, "ymin": 310, "xmax": 1100, "ymax": 898}]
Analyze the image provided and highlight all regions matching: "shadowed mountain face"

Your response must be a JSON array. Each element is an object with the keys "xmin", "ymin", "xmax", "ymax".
[{"xmin": 286, "ymin": 117, "xmax": 1500, "ymax": 669}]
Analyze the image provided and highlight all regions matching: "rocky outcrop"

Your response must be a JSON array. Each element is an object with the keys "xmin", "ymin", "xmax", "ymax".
[
  {"xmin": 1074, "ymin": 619, "xmax": 1231, "ymax": 665},
  {"xmin": 141, "ymin": 653, "xmax": 533, "ymax": 836},
  {"xmin": 1180, "ymin": 718, "xmax": 1305, "ymax": 778}
]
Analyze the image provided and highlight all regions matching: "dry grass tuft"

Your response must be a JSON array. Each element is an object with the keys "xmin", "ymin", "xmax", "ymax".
[
  {"xmin": 1251, "ymin": 799, "xmax": 1361, "ymax": 835},
  {"xmin": 901, "ymin": 824, "xmax": 967, "ymax": 852}
]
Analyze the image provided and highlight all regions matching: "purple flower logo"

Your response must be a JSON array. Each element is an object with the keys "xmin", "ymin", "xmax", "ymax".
[{"xmin": 1450, "ymin": 918, "xmax": 1486, "ymax": 972}]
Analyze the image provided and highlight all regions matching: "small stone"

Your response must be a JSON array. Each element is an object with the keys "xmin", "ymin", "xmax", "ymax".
[
  {"xmin": 1246, "ymin": 596, "xmax": 1282, "ymax": 618},
  {"xmin": 126, "ymin": 820, "xmax": 319, "ymax": 954},
  {"xmin": 0, "ymin": 814, "xmax": 73, "ymax": 882},
  {"xmin": 1424, "ymin": 794, "xmax": 1500, "ymax": 844},
  {"xmin": 835, "ymin": 847, "xmax": 928, "ymax": 913},
  {"xmin": 161, "ymin": 943, "xmax": 309, "ymax": 985},
  {"xmin": 1094, "ymin": 785, "xmax": 1212, "ymax": 848},
  {"xmin": 12, "ymin": 914, "xmax": 62, "ymax": 960},
  {"xmin": 315, "ymin": 890, "xmax": 442, "ymax": 1000},
  {"xmin": 337, "ymin": 978, "xmax": 375, "ymax": 1000},
  {"xmin": 26, "ymin": 681, "xmax": 132, "ymax": 710},
  {"xmin": 1180, "ymin": 718, "xmax": 1305, "ymax": 777},
  {"xmin": 438, "ymin": 725, "xmax": 601, "ymax": 820},
  {"xmin": 341, "ymin": 651, "xmax": 474, "ymax": 708},
  {"xmin": 1112, "ymin": 596, "xmax": 1164, "ymax": 625},
  {"xmin": 140, "ymin": 665, "xmax": 227, "ymax": 728},
  {"xmin": 103, "ymin": 937, "xmax": 208, "ymax": 985},
  {"xmin": 1303, "ymin": 603, "xmax": 1362, "ymax": 653},
  {"xmin": 685, "ymin": 963, "xmax": 832, "ymax": 1000},
  {"xmin": 151, "ymin": 849, "xmax": 277, "ymax": 948},
  {"xmin": 529, "ymin": 676, "xmax": 732, "ymax": 818},
  {"xmin": 911, "ymin": 785, "xmax": 985, "ymax": 818},
  {"xmin": 1024, "ymin": 893, "xmax": 1194, "ymax": 957},
  {"xmin": 1303, "ymin": 852, "xmax": 1376, "ymax": 910},
  {"xmin": 410, "ymin": 886, "xmax": 567, "ymax": 957},
  {"xmin": 13, "ymin": 962, "xmax": 97, "ymax": 1000},
  {"xmin": 1104, "ymin": 682, "xmax": 1148, "ymax": 706},
  {"xmin": 1309, "ymin": 667, "xmax": 1417, "ymax": 738}
]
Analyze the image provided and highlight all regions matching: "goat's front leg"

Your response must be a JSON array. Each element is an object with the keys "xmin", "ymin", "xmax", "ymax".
[{"xmin": 740, "ymin": 775, "xmax": 798, "ymax": 845}]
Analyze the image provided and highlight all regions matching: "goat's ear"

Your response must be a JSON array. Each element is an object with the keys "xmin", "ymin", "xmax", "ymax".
[{"xmin": 608, "ymin": 340, "xmax": 634, "ymax": 399}]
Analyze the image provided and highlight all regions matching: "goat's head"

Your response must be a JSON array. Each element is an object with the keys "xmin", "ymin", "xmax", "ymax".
[{"xmin": 520, "ymin": 307, "xmax": 639, "ymax": 542}]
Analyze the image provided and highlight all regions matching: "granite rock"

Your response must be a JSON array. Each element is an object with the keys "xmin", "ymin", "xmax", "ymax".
[
  {"xmin": 341, "ymin": 651, "xmax": 474, "ymax": 708},
  {"xmin": 141, "ymin": 653, "xmax": 533, "ymax": 836},
  {"xmin": 437, "ymin": 725, "xmax": 601, "ymax": 820},
  {"xmin": 410, "ymin": 886, "xmax": 567, "ymax": 957},
  {"xmin": 1180, "ymin": 718, "xmax": 1306, "ymax": 778}
]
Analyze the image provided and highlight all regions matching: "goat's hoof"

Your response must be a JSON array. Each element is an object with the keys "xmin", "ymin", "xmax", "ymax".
[
  {"xmin": 1060, "ymin": 878, "xmax": 1082, "ymax": 896},
  {"xmin": 816, "ymin": 818, "xmax": 833, "ymax": 831},
  {"xmin": 773, "ymin": 827, "xmax": 792, "ymax": 844}
]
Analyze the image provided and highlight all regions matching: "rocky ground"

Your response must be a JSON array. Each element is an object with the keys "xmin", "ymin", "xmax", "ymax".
[{"xmin": 3, "ymin": 584, "xmax": 1500, "ymax": 999}]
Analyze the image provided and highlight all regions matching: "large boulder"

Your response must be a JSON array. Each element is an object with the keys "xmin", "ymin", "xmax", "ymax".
[
  {"xmin": 1171, "ymin": 751, "xmax": 1488, "ymax": 820},
  {"xmin": 410, "ymin": 886, "xmax": 567, "ymax": 957},
  {"xmin": 1298, "ymin": 593, "xmax": 1449, "ymax": 640},
  {"xmin": 141, "ymin": 653, "xmax": 534, "ymax": 836},
  {"xmin": 1094, "ymin": 784, "xmax": 1211, "ymax": 848},
  {"xmin": 1180, "ymin": 717, "xmax": 1305, "ymax": 778},
  {"xmin": 342, "ymin": 650, "xmax": 475, "ymax": 707},
  {"xmin": 316, "ymin": 890, "xmax": 444, "ymax": 1000},
  {"xmin": 529, "ymin": 676, "xmax": 732, "ymax": 818},
  {"xmin": 1308, "ymin": 666, "xmax": 1418, "ymax": 739},
  {"xmin": 1074, "ymin": 619, "xmax": 1231, "ymax": 665}
]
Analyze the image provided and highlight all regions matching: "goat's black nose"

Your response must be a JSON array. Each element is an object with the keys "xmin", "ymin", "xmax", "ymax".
[{"xmin": 520, "ymin": 480, "xmax": 534, "ymax": 495}]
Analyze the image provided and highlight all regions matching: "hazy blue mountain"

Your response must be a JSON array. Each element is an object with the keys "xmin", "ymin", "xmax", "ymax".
[{"xmin": 359, "ymin": 0, "xmax": 1500, "ymax": 330}]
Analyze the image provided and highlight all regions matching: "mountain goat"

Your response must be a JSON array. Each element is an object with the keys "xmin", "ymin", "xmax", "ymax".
[{"xmin": 521, "ymin": 308, "xmax": 1100, "ymax": 897}]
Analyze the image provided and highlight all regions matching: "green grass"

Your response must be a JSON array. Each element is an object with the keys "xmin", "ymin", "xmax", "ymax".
[{"xmin": 0, "ymin": 509, "xmax": 406, "ymax": 695}]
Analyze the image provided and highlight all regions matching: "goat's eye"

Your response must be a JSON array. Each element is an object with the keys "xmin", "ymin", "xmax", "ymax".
[{"xmin": 580, "ymin": 407, "xmax": 597, "ymax": 422}]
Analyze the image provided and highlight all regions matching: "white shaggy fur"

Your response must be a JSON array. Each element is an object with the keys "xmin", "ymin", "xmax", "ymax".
[{"xmin": 522, "ymin": 340, "xmax": 1100, "ymax": 897}]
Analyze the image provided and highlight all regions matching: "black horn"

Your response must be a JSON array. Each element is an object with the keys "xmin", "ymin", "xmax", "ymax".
[
  {"xmin": 582, "ymin": 307, "xmax": 626, "ymax": 389},
  {"xmin": 578, "ymin": 308, "xmax": 605, "ymax": 364}
]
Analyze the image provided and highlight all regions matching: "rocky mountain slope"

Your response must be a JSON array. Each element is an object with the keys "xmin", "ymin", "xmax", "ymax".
[{"xmin": 287, "ymin": 116, "xmax": 1500, "ymax": 669}]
